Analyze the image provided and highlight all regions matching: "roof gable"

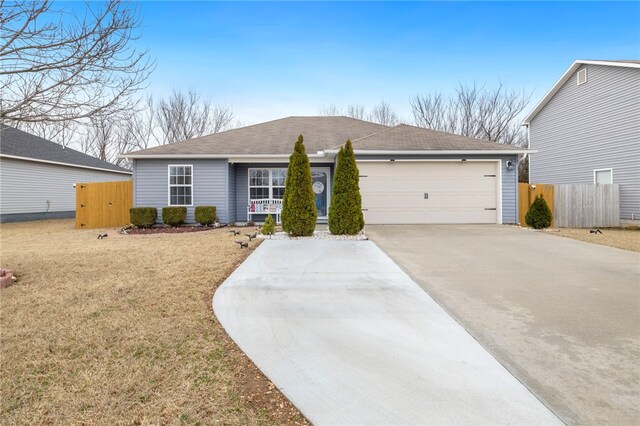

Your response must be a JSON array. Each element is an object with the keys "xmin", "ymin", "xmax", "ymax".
[
  {"xmin": 0, "ymin": 125, "xmax": 131, "ymax": 173},
  {"xmin": 522, "ymin": 60, "xmax": 640, "ymax": 125}
]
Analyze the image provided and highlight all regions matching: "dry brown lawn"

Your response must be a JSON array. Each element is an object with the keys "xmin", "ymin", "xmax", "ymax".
[
  {"xmin": 542, "ymin": 227, "xmax": 640, "ymax": 252},
  {"xmin": 0, "ymin": 219, "xmax": 306, "ymax": 425}
]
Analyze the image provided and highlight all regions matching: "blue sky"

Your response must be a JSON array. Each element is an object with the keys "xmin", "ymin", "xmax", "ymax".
[{"xmin": 134, "ymin": 1, "xmax": 640, "ymax": 124}]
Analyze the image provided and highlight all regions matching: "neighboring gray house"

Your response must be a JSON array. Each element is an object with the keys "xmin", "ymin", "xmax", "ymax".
[
  {"xmin": 123, "ymin": 116, "xmax": 529, "ymax": 225},
  {"xmin": 0, "ymin": 125, "xmax": 132, "ymax": 222},
  {"xmin": 523, "ymin": 60, "xmax": 640, "ymax": 223}
]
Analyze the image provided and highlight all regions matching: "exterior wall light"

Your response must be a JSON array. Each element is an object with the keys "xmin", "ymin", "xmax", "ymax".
[{"xmin": 506, "ymin": 160, "xmax": 515, "ymax": 171}]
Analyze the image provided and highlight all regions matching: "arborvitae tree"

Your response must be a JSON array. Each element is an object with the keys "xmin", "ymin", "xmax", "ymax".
[
  {"xmin": 525, "ymin": 194, "xmax": 553, "ymax": 229},
  {"xmin": 281, "ymin": 155, "xmax": 291, "ymax": 232},
  {"xmin": 261, "ymin": 214, "xmax": 275, "ymax": 236},
  {"xmin": 281, "ymin": 135, "xmax": 317, "ymax": 236},
  {"xmin": 329, "ymin": 140, "xmax": 365, "ymax": 234}
]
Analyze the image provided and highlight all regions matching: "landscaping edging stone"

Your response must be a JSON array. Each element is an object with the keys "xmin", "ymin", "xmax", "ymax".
[{"xmin": 258, "ymin": 231, "xmax": 368, "ymax": 241}]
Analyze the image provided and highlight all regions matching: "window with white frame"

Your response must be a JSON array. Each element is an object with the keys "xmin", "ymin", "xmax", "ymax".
[
  {"xmin": 594, "ymin": 168, "xmax": 612, "ymax": 185},
  {"xmin": 249, "ymin": 168, "xmax": 287, "ymax": 200},
  {"xmin": 169, "ymin": 165, "xmax": 193, "ymax": 205}
]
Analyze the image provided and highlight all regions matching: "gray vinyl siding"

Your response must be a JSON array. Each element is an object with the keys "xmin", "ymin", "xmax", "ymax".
[
  {"xmin": 355, "ymin": 154, "xmax": 519, "ymax": 224},
  {"xmin": 0, "ymin": 157, "xmax": 131, "ymax": 217},
  {"xmin": 529, "ymin": 64, "xmax": 640, "ymax": 220},
  {"xmin": 234, "ymin": 163, "xmax": 334, "ymax": 223},
  {"xmin": 133, "ymin": 159, "xmax": 229, "ymax": 223}
]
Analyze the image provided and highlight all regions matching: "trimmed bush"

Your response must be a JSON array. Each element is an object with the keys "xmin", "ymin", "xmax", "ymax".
[
  {"xmin": 261, "ymin": 214, "xmax": 275, "ymax": 235},
  {"xmin": 281, "ymin": 135, "xmax": 317, "ymax": 236},
  {"xmin": 162, "ymin": 206, "xmax": 187, "ymax": 227},
  {"xmin": 525, "ymin": 195, "xmax": 553, "ymax": 229},
  {"xmin": 329, "ymin": 140, "xmax": 365, "ymax": 235},
  {"xmin": 195, "ymin": 206, "xmax": 216, "ymax": 226},
  {"xmin": 130, "ymin": 207, "xmax": 157, "ymax": 228}
]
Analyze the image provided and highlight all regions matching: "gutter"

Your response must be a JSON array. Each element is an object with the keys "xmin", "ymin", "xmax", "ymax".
[
  {"xmin": 324, "ymin": 149, "xmax": 536, "ymax": 155},
  {"xmin": 0, "ymin": 154, "xmax": 132, "ymax": 175},
  {"xmin": 119, "ymin": 153, "xmax": 331, "ymax": 160}
]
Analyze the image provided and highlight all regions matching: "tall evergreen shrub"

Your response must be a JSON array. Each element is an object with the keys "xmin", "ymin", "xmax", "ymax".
[
  {"xmin": 329, "ymin": 140, "xmax": 365, "ymax": 235},
  {"xmin": 281, "ymin": 135, "xmax": 317, "ymax": 236},
  {"xmin": 525, "ymin": 195, "xmax": 553, "ymax": 229}
]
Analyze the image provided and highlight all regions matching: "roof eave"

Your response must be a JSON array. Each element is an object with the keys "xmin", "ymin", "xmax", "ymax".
[
  {"xmin": 120, "ymin": 152, "xmax": 332, "ymax": 160},
  {"xmin": 324, "ymin": 149, "xmax": 535, "ymax": 155}
]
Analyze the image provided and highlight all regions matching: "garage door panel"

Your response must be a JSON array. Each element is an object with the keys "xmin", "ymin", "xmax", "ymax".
[
  {"xmin": 358, "ymin": 161, "xmax": 499, "ymax": 224},
  {"xmin": 364, "ymin": 209, "xmax": 497, "ymax": 225}
]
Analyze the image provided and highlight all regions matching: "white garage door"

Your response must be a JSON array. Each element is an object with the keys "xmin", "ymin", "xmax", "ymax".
[{"xmin": 358, "ymin": 161, "xmax": 499, "ymax": 224}]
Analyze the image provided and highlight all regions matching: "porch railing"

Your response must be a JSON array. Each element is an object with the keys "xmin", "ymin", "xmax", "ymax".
[{"xmin": 248, "ymin": 199, "xmax": 282, "ymax": 224}]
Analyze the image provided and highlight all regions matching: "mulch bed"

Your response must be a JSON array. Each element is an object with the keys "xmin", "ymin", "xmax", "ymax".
[{"xmin": 125, "ymin": 225, "xmax": 220, "ymax": 235}]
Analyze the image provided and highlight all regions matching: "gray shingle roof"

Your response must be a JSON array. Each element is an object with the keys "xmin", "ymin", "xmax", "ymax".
[
  {"xmin": 125, "ymin": 116, "xmax": 523, "ymax": 157},
  {"xmin": 126, "ymin": 116, "xmax": 389, "ymax": 156},
  {"xmin": 346, "ymin": 124, "xmax": 522, "ymax": 151},
  {"xmin": 0, "ymin": 125, "xmax": 131, "ymax": 173}
]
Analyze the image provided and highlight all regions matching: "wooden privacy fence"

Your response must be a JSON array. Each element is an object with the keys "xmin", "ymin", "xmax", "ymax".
[
  {"xmin": 519, "ymin": 183, "xmax": 620, "ymax": 228},
  {"xmin": 554, "ymin": 184, "xmax": 620, "ymax": 228},
  {"xmin": 76, "ymin": 180, "xmax": 133, "ymax": 229},
  {"xmin": 518, "ymin": 183, "xmax": 555, "ymax": 227}
]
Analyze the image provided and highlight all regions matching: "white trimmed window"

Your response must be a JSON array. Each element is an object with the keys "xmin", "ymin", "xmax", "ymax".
[
  {"xmin": 168, "ymin": 165, "xmax": 193, "ymax": 206},
  {"xmin": 249, "ymin": 168, "xmax": 287, "ymax": 200},
  {"xmin": 594, "ymin": 168, "xmax": 613, "ymax": 185}
]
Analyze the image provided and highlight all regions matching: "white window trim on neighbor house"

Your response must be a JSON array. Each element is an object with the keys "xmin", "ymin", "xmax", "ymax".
[
  {"xmin": 248, "ymin": 167, "xmax": 332, "ymax": 219},
  {"xmin": 168, "ymin": 164, "xmax": 194, "ymax": 206},
  {"xmin": 593, "ymin": 168, "xmax": 613, "ymax": 185}
]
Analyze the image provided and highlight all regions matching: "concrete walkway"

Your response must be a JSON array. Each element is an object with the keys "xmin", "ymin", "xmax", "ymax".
[{"xmin": 213, "ymin": 240, "xmax": 561, "ymax": 425}]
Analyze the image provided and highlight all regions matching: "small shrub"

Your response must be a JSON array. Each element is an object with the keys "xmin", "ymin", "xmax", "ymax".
[
  {"xmin": 525, "ymin": 195, "xmax": 553, "ymax": 229},
  {"xmin": 195, "ymin": 206, "xmax": 216, "ymax": 226},
  {"xmin": 130, "ymin": 207, "xmax": 157, "ymax": 228},
  {"xmin": 162, "ymin": 207, "xmax": 187, "ymax": 227},
  {"xmin": 261, "ymin": 214, "xmax": 275, "ymax": 235}
]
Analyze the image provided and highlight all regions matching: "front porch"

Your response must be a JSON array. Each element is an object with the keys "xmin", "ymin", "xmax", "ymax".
[{"xmin": 232, "ymin": 162, "xmax": 334, "ymax": 224}]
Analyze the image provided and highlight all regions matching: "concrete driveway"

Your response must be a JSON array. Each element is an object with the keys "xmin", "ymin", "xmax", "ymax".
[
  {"xmin": 366, "ymin": 225, "xmax": 640, "ymax": 425},
  {"xmin": 213, "ymin": 240, "xmax": 560, "ymax": 425}
]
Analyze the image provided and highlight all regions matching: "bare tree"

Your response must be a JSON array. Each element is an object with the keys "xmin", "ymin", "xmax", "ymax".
[
  {"xmin": 122, "ymin": 96, "xmax": 160, "ymax": 150},
  {"xmin": 369, "ymin": 100, "xmax": 399, "ymax": 126},
  {"xmin": 155, "ymin": 89, "xmax": 234, "ymax": 144},
  {"xmin": 16, "ymin": 120, "xmax": 80, "ymax": 147},
  {"xmin": 346, "ymin": 104, "xmax": 366, "ymax": 120},
  {"xmin": 318, "ymin": 104, "xmax": 342, "ymax": 116},
  {"xmin": 80, "ymin": 117, "xmax": 115, "ymax": 162},
  {"xmin": 0, "ymin": 0, "xmax": 154, "ymax": 124},
  {"xmin": 411, "ymin": 83, "xmax": 531, "ymax": 147},
  {"xmin": 518, "ymin": 156, "xmax": 529, "ymax": 183},
  {"xmin": 319, "ymin": 102, "xmax": 394, "ymax": 123},
  {"xmin": 79, "ymin": 115, "xmax": 138, "ymax": 166}
]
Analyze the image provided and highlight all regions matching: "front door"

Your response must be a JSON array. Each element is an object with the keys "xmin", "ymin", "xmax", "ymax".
[{"xmin": 311, "ymin": 169, "xmax": 329, "ymax": 218}]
